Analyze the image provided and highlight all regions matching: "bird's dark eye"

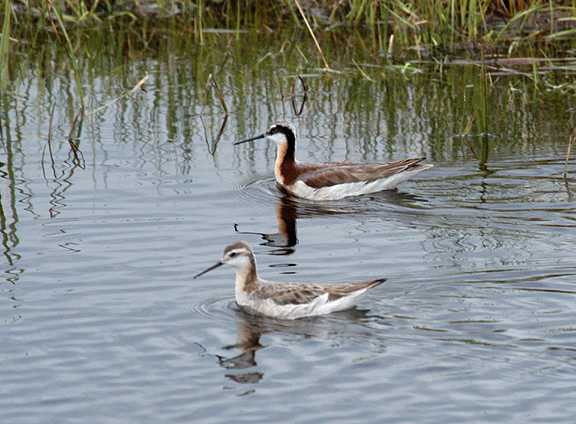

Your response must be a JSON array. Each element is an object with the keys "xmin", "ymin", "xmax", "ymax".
[{"xmin": 229, "ymin": 252, "xmax": 237, "ymax": 257}]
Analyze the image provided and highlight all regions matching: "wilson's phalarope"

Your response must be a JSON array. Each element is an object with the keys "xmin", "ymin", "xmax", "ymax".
[
  {"xmin": 193, "ymin": 241, "xmax": 386, "ymax": 320},
  {"xmin": 235, "ymin": 124, "xmax": 433, "ymax": 201}
]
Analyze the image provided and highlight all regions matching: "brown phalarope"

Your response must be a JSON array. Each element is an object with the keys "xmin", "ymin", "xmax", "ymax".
[
  {"xmin": 193, "ymin": 241, "xmax": 386, "ymax": 320},
  {"xmin": 234, "ymin": 124, "xmax": 433, "ymax": 201}
]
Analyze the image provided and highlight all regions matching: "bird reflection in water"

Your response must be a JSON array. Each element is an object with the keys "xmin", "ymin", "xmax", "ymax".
[
  {"xmin": 214, "ymin": 305, "xmax": 376, "ymax": 388},
  {"xmin": 234, "ymin": 190, "xmax": 427, "ymax": 257},
  {"xmin": 218, "ymin": 309, "xmax": 264, "ymax": 385},
  {"xmin": 234, "ymin": 195, "xmax": 299, "ymax": 255}
]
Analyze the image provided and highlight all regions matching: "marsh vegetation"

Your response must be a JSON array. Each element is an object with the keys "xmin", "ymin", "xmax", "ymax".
[{"xmin": 2, "ymin": 3, "xmax": 576, "ymax": 423}]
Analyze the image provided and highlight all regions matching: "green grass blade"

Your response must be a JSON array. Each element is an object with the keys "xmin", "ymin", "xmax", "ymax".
[{"xmin": 0, "ymin": 0, "xmax": 12, "ymax": 90}]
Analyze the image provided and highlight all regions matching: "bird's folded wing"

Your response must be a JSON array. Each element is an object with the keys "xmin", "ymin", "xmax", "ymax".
[
  {"xmin": 322, "ymin": 279, "xmax": 386, "ymax": 300},
  {"xmin": 300, "ymin": 158, "xmax": 426, "ymax": 189},
  {"xmin": 255, "ymin": 284, "xmax": 326, "ymax": 305},
  {"xmin": 255, "ymin": 279, "xmax": 386, "ymax": 305}
]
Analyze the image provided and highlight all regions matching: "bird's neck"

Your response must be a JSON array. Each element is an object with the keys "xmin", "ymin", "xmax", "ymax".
[
  {"xmin": 274, "ymin": 141, "xmax": 297, "ymax": 185},
  {"xmin": 234, "ymin": 256, "xmax": 259, "ymax": 295}
]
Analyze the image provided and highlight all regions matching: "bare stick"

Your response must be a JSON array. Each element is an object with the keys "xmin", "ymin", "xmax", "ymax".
[
  {"xmin": 200, "ymin": 114, "xmax": 229, "ymax": 155},
  {"xmin": 208, "ymin": 74, "xmax": 228, "ymax": 115},
  {"xmin": 41, "ymin": 103, "xmax": 57, "ymax": 182},
  {"xmin": 67, "ymin": 107, "xmax": 85, "ymax": 168},
  {"xmin": 293, "ymin": 0, "xmax": 331, "ymax": 70},
  {"xmin": 462, "ymin": 116, "xmax": 478, "ymax": 158},
  {"xmin": 88, "ymin": 74, "xmax": 149, "ymax": 116},
  {"xmin": 564, "ymin": 127, "xmax": 576, "ymax": 179},
  {"xmin": 47, "ymin": 102, "xmax": 55, "ymax": 149},
  {"xmin": 290, "ymin": 75, "xmax": 308, "ymax": 116},
  {"xmin": 297, "ymin": 75, "xmax": 308, "ymax": 94},
  {"xmin": 46, "ymin": 103, "xmax": 57, "ymax": 179},
  {"xmin": 213, "ymin": 114, "xmax": 228, "ymax": 151},
  {"xmin": 352, "ymin": 59, "xmax": 375, "ymax": 82}
]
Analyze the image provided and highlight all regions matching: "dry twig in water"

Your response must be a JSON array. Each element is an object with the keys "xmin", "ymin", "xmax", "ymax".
[
  {"xmin": 67, "ymin": 107, "xmax": 85, "ymax": 168},
  {"xmin": 293, "ymin": 0, "xmax": 331, "ymax": 71},
  {"xmin": 208, "ymin": 74, "xmax": 228, "ymax": 115},
  {"xmin": 88, "ymin": 74, "xmax": 149, "ymax": 116},
  {"xmin": 564, "ymin": 127, "xmax": 576, "ymax": 179},
  {"xmin": 200, "ymin": 114, "xmax": 229, "ymax": 155},
  {"xmin": 291, "ymin": 75, "xmax": 308, "ymax": 116},
  {"xmin": 42, "ymin": 103, "xmax": 58, "ymax": 180}
]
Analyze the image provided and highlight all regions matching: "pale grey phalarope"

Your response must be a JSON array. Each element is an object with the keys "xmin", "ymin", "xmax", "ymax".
[
  {"xmin": 234, "ymin": 124, "xmax": 433, "ymax": 201},
  {"xmin": 193, "ymin": 241, "xmax": 386, "ymax": 320}
]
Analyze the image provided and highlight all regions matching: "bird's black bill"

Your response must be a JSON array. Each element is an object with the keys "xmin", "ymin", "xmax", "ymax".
[
  {"xmin": 233, "ymin": 134, "xmax": 266, "ymax": 145},
  {"xmin": 193, "ymin": 261, "xmax": 224, "ymax": 279}
]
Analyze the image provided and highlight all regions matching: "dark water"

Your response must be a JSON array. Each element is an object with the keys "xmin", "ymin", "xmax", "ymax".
[{"xmin": 2, "ymin": 35, "xmax": 576, "ymax": 423}]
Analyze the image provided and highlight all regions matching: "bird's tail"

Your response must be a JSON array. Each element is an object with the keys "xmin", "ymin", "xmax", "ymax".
[{"xmin": 368, "ymin": 278, "xmax": 387, "ymax": 288}]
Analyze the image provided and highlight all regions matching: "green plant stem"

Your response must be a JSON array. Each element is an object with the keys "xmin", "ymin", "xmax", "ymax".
[{"xmin": 0, "ymin": 0, "xmax": 12, "ymax": 90}]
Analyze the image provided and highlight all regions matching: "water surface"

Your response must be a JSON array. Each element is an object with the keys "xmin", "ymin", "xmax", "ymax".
[{"xmin": 1, "ymin": 33, "xmax": 576, "ymax": 423}]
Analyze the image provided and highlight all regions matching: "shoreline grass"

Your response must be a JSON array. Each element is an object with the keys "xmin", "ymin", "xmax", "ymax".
[
  {"xmin": 5, "ymin": 1, "xmax": 576, "ymax": 52},
  {"xmin": 3, "ymin": 1, "xmax": 576, "ymax": 121}
]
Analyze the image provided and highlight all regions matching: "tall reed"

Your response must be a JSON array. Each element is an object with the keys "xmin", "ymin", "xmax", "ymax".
[
  {"xmin": 50, "ymin": 4, "xmax": 86, "ymax": 105},
  {"xmin": 6, "ymin": 0, "xmax": 576, "ymax": 74},
  {"xmin": 0, "ymin": 0, "xmax": 12, "ymax": 90}
]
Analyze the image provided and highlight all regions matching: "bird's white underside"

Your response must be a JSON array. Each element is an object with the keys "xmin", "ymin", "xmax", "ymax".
[
  {"xmin": 236, "ymin": 283, "xmax": 370, "ymax": 320},
  {"xmin": 287, "ymin": 165, "xmax": 433, "ymax": 201}
]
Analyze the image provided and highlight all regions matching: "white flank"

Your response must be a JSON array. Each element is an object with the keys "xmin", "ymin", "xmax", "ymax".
[
  {"xmin": 236, "ymin": 284, "xmax": 370, "ymax": 320},
  {"xmin": 288, "ymin": 165, "xmax": 433, "ymax": 201}
]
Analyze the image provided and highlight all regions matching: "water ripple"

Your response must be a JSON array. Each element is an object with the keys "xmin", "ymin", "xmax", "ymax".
[
  {"xmin": 191, "ymin": 296, "xmax": 238, "ymax": 322},
  {"xmin": 4, "ymin": 45, "xmax": 576, "ymax": 424}
]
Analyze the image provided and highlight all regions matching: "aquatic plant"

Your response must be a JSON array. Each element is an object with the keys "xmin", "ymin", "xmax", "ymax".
[
  {"xmin": 0, "ymin": 0, "xmax": 12, "ymax": 90},
  {"xmin": 3, "ymin": 1, "xmax": 576, "ymax": 110},
  {"xmin": 5, "ymin": 1, "xmax": 576, "ymax": 48}
]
